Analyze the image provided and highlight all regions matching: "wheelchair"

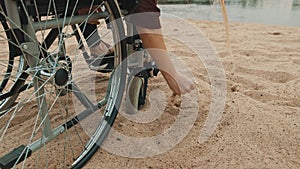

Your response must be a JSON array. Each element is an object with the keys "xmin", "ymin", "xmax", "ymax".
[{"xmin": 0, "ymin": 0, "xmax": 157, "ymax": 168}]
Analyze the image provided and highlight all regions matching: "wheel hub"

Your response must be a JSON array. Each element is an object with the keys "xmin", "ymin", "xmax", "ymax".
[{"xmin": 54, "ymin": 68, "xmax": 69, "ymax": 86}]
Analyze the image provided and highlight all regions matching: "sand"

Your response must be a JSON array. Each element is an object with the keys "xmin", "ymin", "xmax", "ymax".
[
  {"xmin": 1, "ymin": 19, "xmax": 299, "ymax": 169},
  {"xmin": 83, "ymin": 21, "xmax": 300, "ymax": 168}
]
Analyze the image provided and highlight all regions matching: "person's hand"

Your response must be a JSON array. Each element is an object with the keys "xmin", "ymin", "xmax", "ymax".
[{"xmin": 162, "ymin": 72, "xmax": 195, "ymax": 96}]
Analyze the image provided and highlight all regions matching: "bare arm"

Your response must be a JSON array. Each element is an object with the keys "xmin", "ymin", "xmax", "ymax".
[{"xmin": 136, "ymin": 26, "xmax": 195, "ymax": 95}]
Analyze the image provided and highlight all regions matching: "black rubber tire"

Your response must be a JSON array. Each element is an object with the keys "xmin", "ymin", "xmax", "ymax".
[
  {"xmin": 70, "ymin": 0, "xmax": 127, "ymax": 168},
  {"xmin": 0, "ymin": 21, "xmax": 27, "ymax": 114},
  {"xmin": 0, "ymin": 0, "xmax": 127, "ymax": 168}
]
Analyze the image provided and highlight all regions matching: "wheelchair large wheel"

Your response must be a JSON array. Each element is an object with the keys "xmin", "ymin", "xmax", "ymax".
[
  {"xmin": 0, "ymin": 21, "xmax": 28, "ymax": 114},
  {"xmin": 0, "ymin": 0, "xmax": 127, "ymax": 168}
]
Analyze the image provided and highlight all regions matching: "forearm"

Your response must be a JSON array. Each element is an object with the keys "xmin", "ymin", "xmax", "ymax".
[
  {"xmin": 136, "ymin": 26, "xmax": 178, "ymax": 76},
  {"xmin": 136, "ymin": 26, "xmax": 195, "ymax": 95}
]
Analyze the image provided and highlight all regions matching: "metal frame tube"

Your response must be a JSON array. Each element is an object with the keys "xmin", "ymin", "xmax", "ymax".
[{"xmin": 33, "ymin": 12, "xmax": 109, "ymax": 31}]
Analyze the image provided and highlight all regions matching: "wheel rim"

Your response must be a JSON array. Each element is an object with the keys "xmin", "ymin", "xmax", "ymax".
[
  {"xmin": 0, "ymin": 1, "xmax": 126, "ymax": 168},
  {"xmin": 0, "ymin": 21, "xmax": 26, "ymax": 113}
]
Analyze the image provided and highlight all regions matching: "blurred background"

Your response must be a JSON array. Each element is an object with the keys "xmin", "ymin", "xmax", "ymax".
[{"xmin": 158, "ymin": 0, "xmax": 300, "ymax": 26}]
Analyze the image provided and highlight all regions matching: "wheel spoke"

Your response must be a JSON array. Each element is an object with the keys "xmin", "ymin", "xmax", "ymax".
[{"xmin": 0, "ymin": 1, "xmax": 126, "ymax": 168}]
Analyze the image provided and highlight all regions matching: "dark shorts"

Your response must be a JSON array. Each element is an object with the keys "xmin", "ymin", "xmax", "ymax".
[{"xmin": 128, "ymin": 0, "xmax": 161, "ymax": 29}]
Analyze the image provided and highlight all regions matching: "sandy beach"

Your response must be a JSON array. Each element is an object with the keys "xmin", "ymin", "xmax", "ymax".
[
  {"xmin": 0, "ymin": 16, "xmax": 299, "ymax": 169},
  {"xmin": 83, "ymin": 20, "xmax": 300, "ymax": 168}
]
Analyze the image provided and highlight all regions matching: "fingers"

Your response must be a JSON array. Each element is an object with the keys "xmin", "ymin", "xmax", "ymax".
[
  {"xmin": 164, "ymin": 72, "xmax": 196, "ymax": 96},
  {"xmin": 180, "ymin": 82, "xmax": 196, "ymax": 95},
  {"xmin": 171, "ymin": 79, "xmax": 196, "ymax": 96}
]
